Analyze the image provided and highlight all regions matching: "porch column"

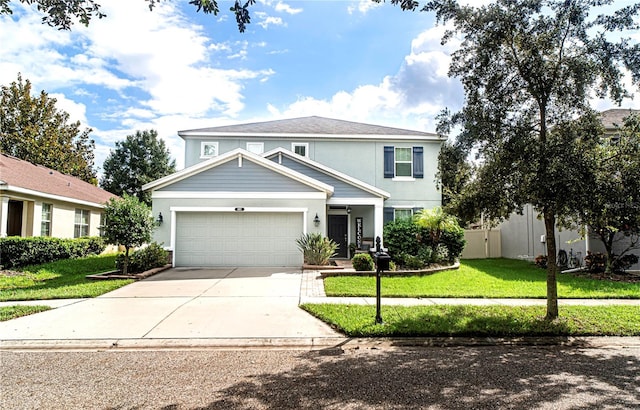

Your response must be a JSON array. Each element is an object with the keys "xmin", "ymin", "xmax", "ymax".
[
  {"xmin": 374, "ymin": 199, "xmax": 384, "ymax": 244},
  {"xmin": 0, "ymin": 197, "xmax": 8, "ymax": 237}
]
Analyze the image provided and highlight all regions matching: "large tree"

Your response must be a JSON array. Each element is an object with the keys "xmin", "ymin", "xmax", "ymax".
[
  {"xmin": 424, "ymin": 0, "xmax": 640, "ymax": 320},
  {"xmin": 0, "ymin": 74, "xmax": 97, "ymax": 184},
  {"xmin": 1, "ymin": 0, "xmax": 257, "ymax": 32},
  {"xmin": 100, "ymin": 129, "xmax": 176, "ymax": 205}
]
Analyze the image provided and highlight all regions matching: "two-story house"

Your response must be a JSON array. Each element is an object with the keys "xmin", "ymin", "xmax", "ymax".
[{"xmin": 143, "ymin": 116, "xmax": 444, "ymax": 267}]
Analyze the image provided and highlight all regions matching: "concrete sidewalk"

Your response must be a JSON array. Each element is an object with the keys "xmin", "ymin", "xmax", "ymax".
[{"xmin": 1, "ymin": 268, "xmax": 639, "ymax": 350}]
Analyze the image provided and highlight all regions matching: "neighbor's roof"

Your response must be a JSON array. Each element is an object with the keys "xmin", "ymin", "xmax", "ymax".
[
  {"xmin": 179, "ymin": 116, "xmax": 441, "ymax": 139},
  {"xmin": 600, "ymin": 108, "xmax": 639, "ymax": 130},
  {"xmin": 0, "ymin": 154, "xmax": 117, "ymax": 206}
]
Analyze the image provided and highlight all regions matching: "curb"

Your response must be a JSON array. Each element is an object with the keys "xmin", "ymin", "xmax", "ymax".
[{"xmin": 2, "ymin": 336, "xmax": 639, "ymax": 352}]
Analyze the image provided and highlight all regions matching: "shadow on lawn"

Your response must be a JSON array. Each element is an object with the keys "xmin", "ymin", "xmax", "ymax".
[{"xmin": 184, "ymin": 345, "xmax": 639, "ymax": 409}]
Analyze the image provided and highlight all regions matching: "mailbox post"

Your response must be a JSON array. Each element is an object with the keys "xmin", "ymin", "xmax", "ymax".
[{"xmin": 372, "ymin": 236, "xmax": 390, "ymax": 324}]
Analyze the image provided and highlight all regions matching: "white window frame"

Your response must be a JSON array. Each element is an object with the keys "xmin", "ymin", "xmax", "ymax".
[
  {"xmin": 200, "ymin": 141, "xmax": 219, "ymax": 159},
  {"xmin": 394, "ymin": 208, "xmax": 413, "ymax": 221},
  {"xmin": 292, "ymin": 142, "xmax": 309, "ymax": 157},
  {"xmin": 74, "ymin": 209, "xmax": 90, "ymax": 238},
  {"xmin": 41, "ymin": 203, "xmax": 52, "ymax": 236},
  {"xmin": 394, "ymin": 147, "xmax": 413, "ymax": 178},
  {"xmin": 246, "ymin": 142, "xmax": 264, "ymax": 154}
]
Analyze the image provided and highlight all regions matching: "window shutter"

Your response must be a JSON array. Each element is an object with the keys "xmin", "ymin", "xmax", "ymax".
[
  {"xmin": 412, "ymin": 207, "xmax": 423, "ymax": 215},
  {"xmin": 383, "ymin": 207, "xmax": 394, "ymax": 224},
  {"xmin": 413, "ymin": 146, "xmax": 424, "ymax": 178},
  {"xmin": 384, "ymin": 146, "xmax": 394, "ymax": 178}
]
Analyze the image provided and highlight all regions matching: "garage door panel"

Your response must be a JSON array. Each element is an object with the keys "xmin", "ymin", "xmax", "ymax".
[{"xmin": 175, "ymin": 212, "xmax": 303, "ymax": 267}]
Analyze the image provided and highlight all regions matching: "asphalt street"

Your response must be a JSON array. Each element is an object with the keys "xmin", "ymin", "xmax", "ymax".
[{"xmin": 2, "ymin": 344, "xmax": 639, "ymax": 409}]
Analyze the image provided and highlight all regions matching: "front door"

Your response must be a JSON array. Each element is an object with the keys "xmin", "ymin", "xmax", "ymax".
[
  {"xmin": 7, "ymin": 200, "xmax": 23, "ymax": 236},
  {"xmin": 328, "ymin": 214, "xmax": 348, "ymax": 258}
]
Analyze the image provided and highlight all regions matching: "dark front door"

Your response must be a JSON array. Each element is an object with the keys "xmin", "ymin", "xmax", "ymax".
[
  {"xmin": 7, "ymin": 200, "xmax": 23, "ymax": 236},
  {"xmin": 328, "ymin": 215, "xmax": 348, "ymax": 258}
]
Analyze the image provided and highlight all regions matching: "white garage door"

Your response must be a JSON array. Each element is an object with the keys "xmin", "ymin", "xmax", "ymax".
[{"xmin": 174, "ymin": 212, "xmax": 304, "ymax": 267}]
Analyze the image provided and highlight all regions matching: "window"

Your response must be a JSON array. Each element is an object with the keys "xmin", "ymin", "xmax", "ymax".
[
  {"xmin": 74, "ymin": 209, "xmax": 90, "ymax": 238},
  {"xmin": 201, "ymin": 141, "xmax": 219, "ymax": 158},
  {"xmin": 292, "ymin": 142, "xmax": 309, "ymax": 157},
  {"xmin": 246, "ymin": 142, "xmax": 264, "ymax": 154},
  {"xmin": 41, "ymin": 203, "xmax": 52, "ymax": 236},
  {"xmin": 99, "ymin": 213, "xmax": 105, "ymax": 237},
  {"xmin": 394, "ymin": 208, "xmax": 413, "ymax": 220},
  {"xmin": 384, "ymin": 146, "xmax": 424, "ymax": 179},
  {"xmin": 395, "ymin": 148, "xmax": 412, "ymax": 177}
]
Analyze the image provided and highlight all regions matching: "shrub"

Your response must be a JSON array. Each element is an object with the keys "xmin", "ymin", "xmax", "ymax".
[
  {"xmin": 0, "ymin": 236, "xmax": 106, "ymax": 269},
  {"xmin": 535, "ymin": 254, "xmax": 547, "ymax": 269},
  {"xmin": 613, "ymin": 254, "xmax": 639, "ymax": 273},
  {"xmin": 403, "ymin": 254, "xmax": 425, "ymax": 270},
  {"xmin": 439, "ymin": 228, "xmax": 466, "ymax": 262},
  {"xmin": 296, "ymin": 233, "xmax": 338, "ymax": 265},
  {"xmin": 352, "ymin": 253, "xmax": 374, "ymax": 271},
  {"xmin": 116, "ymin": 243, "xmax": 168, "ymax": 274},
  {"xmin": 383, "ymin": 218, "xmax": 428, "ymax": 262},
  {"xmin": 585, "ymin": 252, "xmax": 606, "ymax": 272}
]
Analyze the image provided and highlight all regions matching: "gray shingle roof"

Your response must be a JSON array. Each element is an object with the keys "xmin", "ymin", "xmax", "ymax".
[
  {"xmin": 179, "ymin": 116, "xmax": 439, "ymax": 138},
  {"xmin": 600, "ymin": 108, "xmax": 639, "ymax": 130}
]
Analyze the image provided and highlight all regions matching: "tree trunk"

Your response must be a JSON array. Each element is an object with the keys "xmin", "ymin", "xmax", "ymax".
[
  {"xmin": 123, "ymin": 246, "xmax": 130, "ymax": 275},
  {"xmin": 543, "ymin": 211, "xmax": 559, "ymax": 320}
]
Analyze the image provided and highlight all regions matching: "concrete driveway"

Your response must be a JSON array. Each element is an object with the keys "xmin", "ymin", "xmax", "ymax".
[{"xmin": 0, "ymin": 267, "xmax": 340, "ymax": 346}]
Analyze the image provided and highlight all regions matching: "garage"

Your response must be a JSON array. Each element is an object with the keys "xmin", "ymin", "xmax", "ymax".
[{"xmin": 174, "ymin": 211, "xmax": 304, "ymax": 267}]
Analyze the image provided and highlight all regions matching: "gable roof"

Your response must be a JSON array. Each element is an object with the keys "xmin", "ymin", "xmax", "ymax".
[
  {"xmin": 142, "ymin": 148, "xmax": 334, "ymax": 196},
  {"xmin": 0, "ymin": 154, "xmax": 116, "ymax": 206},
  {"xmin": 263, "ymin": 147, "xmax": 390, "ymax": 199},
  {"xmin": 179, "ymin": 116, "xmax": 442, "ymax": 141},
  {"xmin": 600, "ymin": 108, "xmax": 639, "ymax": 130}
]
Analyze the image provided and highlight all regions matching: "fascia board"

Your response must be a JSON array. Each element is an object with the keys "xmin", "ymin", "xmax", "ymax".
[
  {"xmin": 179, "ymin": 131, "xmax": 444, "ymax": 142},
  {"xmin": 263, "ymin": 148, "xmax": 391, "ymax": 199}
]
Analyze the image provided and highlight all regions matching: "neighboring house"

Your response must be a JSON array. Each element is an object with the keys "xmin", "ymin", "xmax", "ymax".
[
  {"xmin": 499, "ymin": 108, "xmax": 640, "ymax": 270},
  {"xmin": 0, "ymin": 153, "xmax": 117, "ymax": 239},
  {"xmin": 143, "ymin": 116, "xmax": 444, "ymax": 267}
]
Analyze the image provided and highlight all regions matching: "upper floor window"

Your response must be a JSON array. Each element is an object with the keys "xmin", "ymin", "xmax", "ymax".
[
  {"xmin": 246, "ymin": 142, "xmax": 264, "ymax": 154},
  {"xmin": 41, "ymin": 203, "xmax": 52, "ymax": 236},
  {"xmin": 384, "ymin": 146, "xmax": 424, "ymax": 179},
  {"xmin": 201, "ymin": 141, "xmax": 219, "ymax": 159},
  {"xmin": 292, "ymin": 142, "xmax": 309, "ymax": 157},
  {"xmin": 74, "ymin": 209, "xmax": 90, "ymax": 238}
]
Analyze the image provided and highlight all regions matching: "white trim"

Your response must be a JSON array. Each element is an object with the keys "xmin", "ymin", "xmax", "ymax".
[
  {"xmin": 200, "ymin": 141, "xmax": 219, "ymax": 159},
  {"xmin": 0, "ymin": 185, "xmax": 107, "ymax": 208},
  {"xmin": 246, "ymin": 142, "xmax": 264, "ymax": 154},
  {"xmin": 263, "ymin": 147, "xmax": 390, "ymax": 199},
  {"xmin": 180, "ymin": 132, "xmax": 443, "ymax": 142},
  {"xmin": 170, "ymin": 206, "xmax": 308, "ymax": 213},
  {"xmin": 327, "ymin": 197, "xmax": 383, "ymax": 206},
  {"xmin": 153, "ymin": 191, "xmax": 326, "ymax": 200},
  {"xmin": 142, "ymin": 148, "xmax": 334, "ymax": 195},
  {"xmin": 291, "ymin": 142, "xmax": 309, "ymax": 157},
  {"xmin": 392, "ymin": 177, "xmax": 416, "ymax": 182}
]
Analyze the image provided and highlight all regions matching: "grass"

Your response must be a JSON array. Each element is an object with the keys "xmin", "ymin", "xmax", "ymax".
[
  {"xmin": 301, "ymin": 304, "xmax": 640, "ymax": 337},
  {"xmin": 324, "ymin": 258, "xmax": 640, "ymax": 299},
  {"xmin": 0, "ymin": 305, "xmax": 52, "ymax": 321},
  {"xmin": 0, "ymin": 254, "xmax": 133, "ymax": 301}
]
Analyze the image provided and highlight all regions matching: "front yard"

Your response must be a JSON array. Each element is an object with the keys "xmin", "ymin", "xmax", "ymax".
[
  {"xmin": 0, "ymin": 254, "xmax": 132, "ymax": 302},
  {"xmin": 324, "ymin": 258, "xmax": 640, "ymax": 299}
]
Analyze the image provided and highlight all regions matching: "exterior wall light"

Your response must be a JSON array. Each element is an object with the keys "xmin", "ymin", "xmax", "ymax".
[
  {"xmin": 346, "ymin": 206, "xmax": 351, "ymax": 214},
  {"xmin": 313, "ymin": 213, "xmax": 320, "ymax": 227},
  {"xmin": 156, "ymin": 212, "xmax": 163, "ymax": 226}
]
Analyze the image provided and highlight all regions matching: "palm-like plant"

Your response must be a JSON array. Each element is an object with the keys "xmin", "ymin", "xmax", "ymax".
[{"xmin": 296, "ymin": 233, "xmax": 338, "ymax": 265}]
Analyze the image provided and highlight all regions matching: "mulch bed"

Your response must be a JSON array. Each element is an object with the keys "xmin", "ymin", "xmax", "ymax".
[
  {"xmin": 565, "ymin": 270, "xmax": 640, "ymax": 283},
  {"xmin": 85, "ymin": 264, "xmax": 172, "ymax": 280}
]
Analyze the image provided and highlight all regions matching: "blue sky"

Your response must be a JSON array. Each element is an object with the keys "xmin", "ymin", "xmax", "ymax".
[{"xmin": 1, "ymin": 0, "xmax": 638, "ymax": 172}]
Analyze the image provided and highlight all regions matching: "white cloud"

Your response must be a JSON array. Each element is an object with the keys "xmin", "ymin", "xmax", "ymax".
[
  {"xmin": 275, "ymin": 2, "xmax": 303, "ymax": 15},
  {"xmin": 254, "ymin": 12, "xmax": 285, "ymax": 29},
  {"xmin": 347, "ymin": 0, "xmax": 383, "ymax": 15}
]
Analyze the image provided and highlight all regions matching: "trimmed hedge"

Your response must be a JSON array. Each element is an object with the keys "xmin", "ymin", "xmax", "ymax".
[
  {"xmin": 0, "ymin": 236, "xmax": 106, "ymax": 269},
  {"xmin": 115, "ymin": 242, "xmax": 169, "ymax": 274}
]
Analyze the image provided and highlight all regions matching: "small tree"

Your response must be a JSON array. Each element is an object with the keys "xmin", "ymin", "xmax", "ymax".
[{"xmin": 102, "ymin": 195, "xmax": 154, "ymax": 275}]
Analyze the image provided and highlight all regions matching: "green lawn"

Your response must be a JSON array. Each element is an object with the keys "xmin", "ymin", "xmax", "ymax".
[
  {"xmin": 0, "ymin": 254, "xmax": 133, "ymax": 301},
  {"xmin": 301, "ymin": 304, "xmax": 640, "ymax": 337},
  {"xmin": 324, "ymin": 258, "xmax": 640, "ymax": 299},
  {"xmin": 0, "ymin": 305, "xmax": 52, "ymax": 321}
]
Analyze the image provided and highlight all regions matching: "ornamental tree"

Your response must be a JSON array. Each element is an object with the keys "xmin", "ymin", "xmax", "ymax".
[{"xmin": 102, "ymin": 195, "xmax": 154, "ymax": 275}]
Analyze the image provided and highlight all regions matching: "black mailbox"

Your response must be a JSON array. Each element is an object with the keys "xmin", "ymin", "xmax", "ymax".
[{"xmin": 375, "ymin": 252, "xmax": 391, "ymax": 271}]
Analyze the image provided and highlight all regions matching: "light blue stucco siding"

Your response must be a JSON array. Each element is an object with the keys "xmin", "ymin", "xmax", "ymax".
[
  {"xmin": 156, "ymin": 159, "xmax": 317, "ymax": 193},
  {"xmin": 266, "ymin": 155, "xmax": 378, "ymax": 198}
]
